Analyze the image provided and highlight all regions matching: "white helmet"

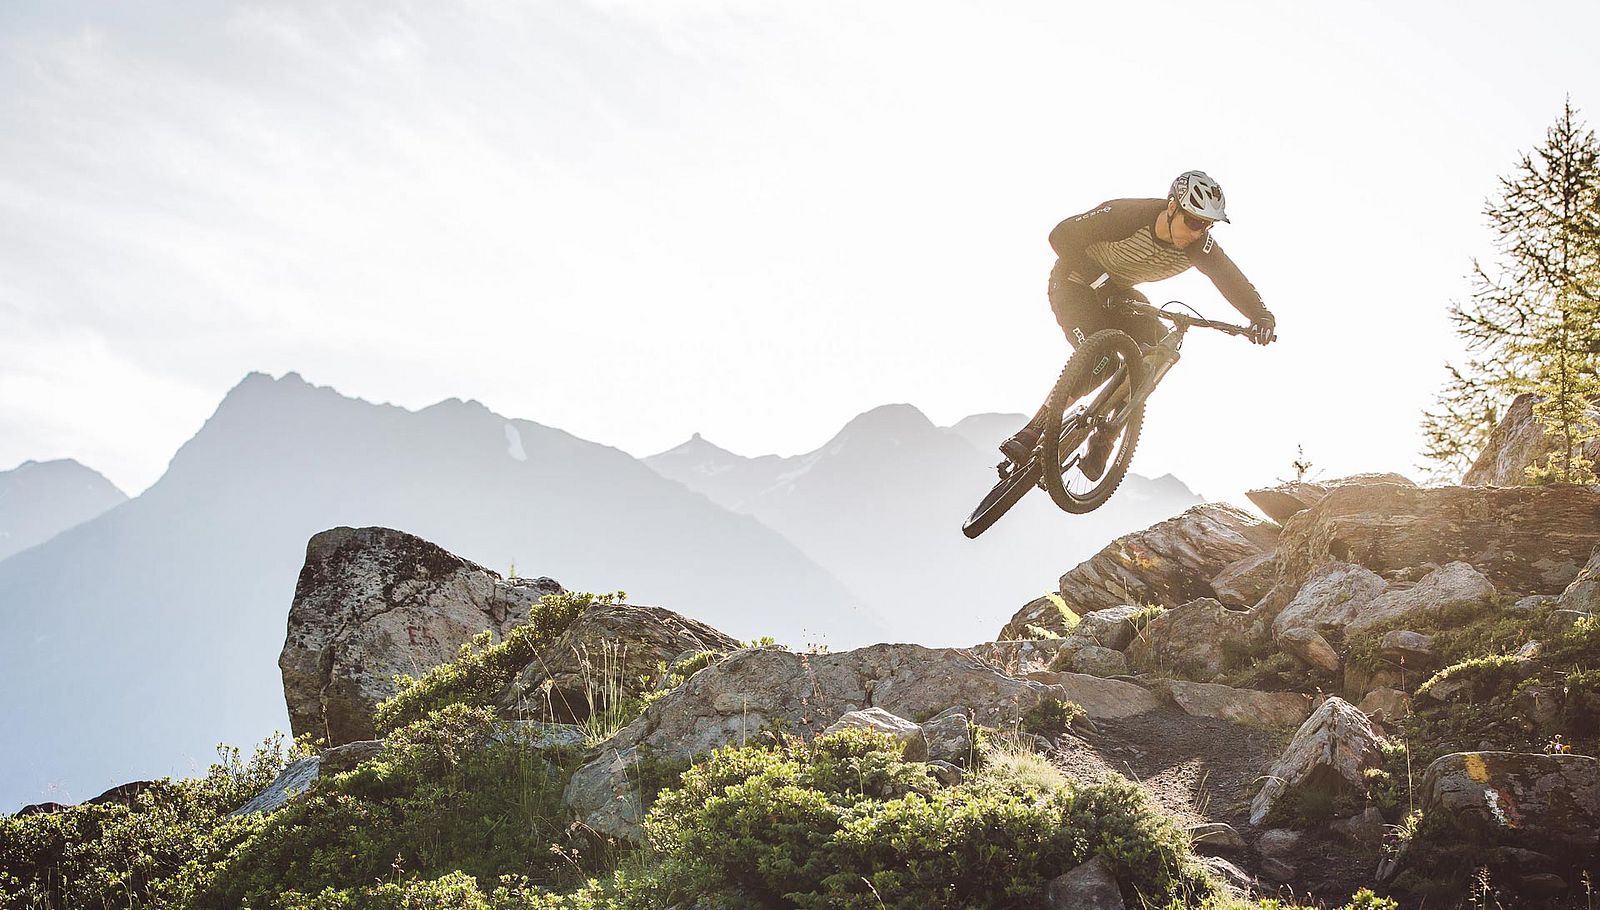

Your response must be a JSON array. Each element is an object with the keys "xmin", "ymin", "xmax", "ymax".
[{"xmin": 1169, "ymin": 170, "xmax": 1230, "ymax": 223}]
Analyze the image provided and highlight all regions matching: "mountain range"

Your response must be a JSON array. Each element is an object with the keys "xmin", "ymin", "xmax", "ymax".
[
  {"xmin": 0, "ymin": 372, "xmax": 1199, "ymax": 811},
  {"xmin": 0, "ymin": 459, "xmax": 126, "ymax": 562}
]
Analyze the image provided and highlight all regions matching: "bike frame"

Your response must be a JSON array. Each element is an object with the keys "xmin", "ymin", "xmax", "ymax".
[{"xmin": 1074, "ymin": 300, "xmax": 1250, "ymax": 442}]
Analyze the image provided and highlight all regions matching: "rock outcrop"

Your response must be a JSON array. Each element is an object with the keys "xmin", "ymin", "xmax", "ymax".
[
  {"xmin": 1246, "ymin": 473, "xmax": 1416, "ymax": 524},
  {"xmin": 1001, "ymin": 504, "xmax": 1279, "ymax": 639},
  {"xmin": 563, "ymin": 643, "xmax": 1146, "ymax": 839},
  {"xmin": 1344, "ymin": 561, "xmax": 1497, "ymax": 635},
  {"xmin": 1265, "ymin": 484, "xmax": 1600, "ymax": 619},
  {"xmin": 1125, "ymin": 597, "xmax": 1252, "ymax": 680},
  {"xmin": 1463, "ymin": 392, "xmax": 1600, "ymax": 486},
  {"xmin": 279, "ymin": 526, "xmax": 564, "ymax": 745},
  {"xmin": 502, "ymin": 601, "xmax": 738, "ymax": 722}
]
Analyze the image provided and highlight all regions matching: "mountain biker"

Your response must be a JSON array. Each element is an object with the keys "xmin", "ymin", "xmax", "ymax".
[{"xmin": 1000, "ymin": 170, "xmax": 1277, "ymax": 478}]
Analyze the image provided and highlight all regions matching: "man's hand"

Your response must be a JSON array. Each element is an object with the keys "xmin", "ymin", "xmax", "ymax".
[{"xmin": 1248, "ymin": 320, "xmax": 1277, "ymax": 346}]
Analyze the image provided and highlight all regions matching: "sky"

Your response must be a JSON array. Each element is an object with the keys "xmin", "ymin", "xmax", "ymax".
[{"xmin": 2, "ymin": 0, "xmax": 1597, "ymax": 506}]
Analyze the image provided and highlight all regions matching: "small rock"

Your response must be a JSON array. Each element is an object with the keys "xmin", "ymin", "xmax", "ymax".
[
  {"xmin": 1519, "ymin": 873, "xmax": 1569, "ymax": 898},
  {"xmin": 1514, "ymin": 594, "xmax": 1560, "ymax": 612},
  {"xmin": 1257, "ymin": 828, "xmax": 1302, "ymax": 858},
  {"xmin": 497, "ymin": 721, "xmax": 587, "ymax": 751},
  {"xmin": 1259, "ymin": 857, "xmax": 1297, "ymax": 882},
  {"xmin": 1511, "ymin": 686, "xmax": 1564, "ymax": 732},
  {"xmin": 1166, "ymin": 680, "xmax": 1313, "ymax": 728},
  {"xmin": 922, "ymin": 713, "xmax": 972, "ymax": 764},
  {"xmin": 1251, "ymin": 698, "xmax": 1383, "ymax": 826},
  {"xmin": 1198, "ymin": 856, "xmax": 1257, "ymax": 898},
  {"xmin": 1189, "ymin": 822, "xmax": 1248, "ymax": 854},
  {"xmin": 1548, "ymin": 610, "xmax": 1594, "ymax": 635},
  {"xmin": 1378, "ymin": 630, "xmax": 1437, "ymax": 667},
  {"xmin": 1330, "ymin": 807, "xmax": 1386, "ymax": 846},
  {"xmin": 1277, "ymin": 627, "xmax": 1341, "ymax": 673},
  {"xmin": 1072, "ymin": 645, "xmax": 1129, "ymax": 677},
  {"xmin": 231, "ymin": 755, "xmax": 320, "ymax": 816},
  {"xmin": 823, "ymin": 707, "xmax": 928, "ymax": 761},
  {"xmin": 1271, "ymin": 562, "xmax": 1389, "ymax": 638},
  {"xmin": 1422, "ymin": 675, "xmax": 1476, "ymax": 703},
  {"xmin": 319, "ymin": 740, "xmax": 383, "ymax": 774},
  {"xmin": 1211, "ymin": 552, "xmax": 1279, "ymax": 609},
  {"xmin": 1044, "ymin": 855, "xmax": 1124, "ymax": 910},
  {"xmin": 1357, "ymin": 688, "xmax": 1410, "ymax": 724},
  {"xmin": 925, "ymin": 760, "xmax": 963, "ymax": 787}
]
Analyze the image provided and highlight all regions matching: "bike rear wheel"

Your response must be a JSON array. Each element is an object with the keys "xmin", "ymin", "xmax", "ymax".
[{"xmin": 1041, "ymin": 330, "xmax": 1146, "ymax": 514}]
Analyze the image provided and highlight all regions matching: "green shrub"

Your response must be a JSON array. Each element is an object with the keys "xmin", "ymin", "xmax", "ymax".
[
  {"xmin": 1019, "ymin": 698, "xmax": 1086, "ymax": 738},
  {"xmin": 642, "ymin": 729, "xmax": 1206, "ymax": 909},
  {"xmin": 1415, "ymin": 653, "xmax": 1532, "ymax": 701},
  {"xmin": 638, "ymin": 650, "xmax": 719, "ymax": 709},
  {"xmin": 197, "ymin": 706, "xmax": 589, "ymax": 909},
  {"xmin": 0, "ymin": 735, "xmax": 301, "ymax": 910},
  {"xmin": 375, "ymin": 592, "xmax": 617, "ymax": 735}
]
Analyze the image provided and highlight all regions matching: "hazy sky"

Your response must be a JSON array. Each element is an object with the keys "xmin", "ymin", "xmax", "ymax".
[{"xmin": 3, "ymin": 0, "xmax": 1597, "ymax": 505}]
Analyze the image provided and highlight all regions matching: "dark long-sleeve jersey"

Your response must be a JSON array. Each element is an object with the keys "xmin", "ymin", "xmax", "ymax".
[{"xmin": 1048, "ymin": 198, "xmax": 1272, "ymax": 326}]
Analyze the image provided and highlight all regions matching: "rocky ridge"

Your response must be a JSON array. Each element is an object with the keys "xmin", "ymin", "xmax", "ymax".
[{"xmin": 127, "ymin": 467, "xmax": 1600, "ymax": 905}]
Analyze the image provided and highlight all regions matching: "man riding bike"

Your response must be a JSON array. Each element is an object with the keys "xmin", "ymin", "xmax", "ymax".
[{"xmin": 1000, "ymin": 170, "xmax": 1277, "ymax": 478}]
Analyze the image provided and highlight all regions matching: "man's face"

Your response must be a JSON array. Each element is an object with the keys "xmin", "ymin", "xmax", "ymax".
[{"xmin": 1166, "ymin": 200, "xmax": 1215, "ymax": 249}]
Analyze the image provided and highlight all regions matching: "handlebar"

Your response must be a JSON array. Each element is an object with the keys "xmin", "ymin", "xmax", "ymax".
[{"xmin": 1115, "ymin": 298, "xmax": 1255, "ymax": 339}]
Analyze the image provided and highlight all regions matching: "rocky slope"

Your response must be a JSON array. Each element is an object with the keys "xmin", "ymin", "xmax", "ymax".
[{"xmin": 233, "ymin": 459, "xmax": 1599, "ymax": 905}]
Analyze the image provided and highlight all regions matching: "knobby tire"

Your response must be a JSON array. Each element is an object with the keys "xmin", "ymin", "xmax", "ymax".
[{"xmin": 1041, "ymin": 330, "xmax": 1145, "ymax": 514}]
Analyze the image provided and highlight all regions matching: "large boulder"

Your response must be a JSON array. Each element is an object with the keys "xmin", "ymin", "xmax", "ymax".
[
  {"xmin": 1463, "ymin": 392, "xmax": 1600, "ymax": 486},
  {"xmin": 1557, "ymin": 545, "xmax": 1600, "ymax": 614},
  {"xmin": 279, "ymin": 527, "xmax": 564, "ymax": 746},
  {"xmin": 1246, "ymin": 473, "xmax": 1417, "ymax": 524},
  {"xmin": 1164, "ymin": 681, "xmax": 1315, "ymax": 728},
  {"xmin": 1001, "ymin": 504, "xmax": 1279, "ymax": 638},
  {"xmin": 1250, "ymin": 697, "xmax": 1384, "ymax": 825},
  {"xmin": 1125, "ymin": 598, "xmax": 1252, "ymax": 680},
  {"xmin": 564, "ymin": 643, "xmax": 1136, "ymax": 840},
  {"xmin": 1210, "ymin": 552, "xmax": 1279, "ymax": 609},
  {"xmin": 1023, "ymin": 671, "xmax": 1165, "ymax": 718},
  {"xmin": 503, "ymin": 601, "xmax": 739, "ymax": 722},
  {"xmin": 1266, "ymin": 485, "xmax": 1600, "ymax": 618},
  {"xmin": 1044, "ymin": 855, "xmax": 1125, "ymax": 910},
  {"xmin": 1075, "ymin": 605, "xmax": 1146, "ymax": 650},
  {"xmin": 1345, "ymin": 562, "xmax": 1497, "ymax": 635},
  {"xmin": 1416, "ymin": 752, "xmax": 1600, "ymax": 867},
  {"xmin": 1270, "ymin": 562, "xmax": 1389, "ymax": 638},
  {"xmin": 822, "ymin": 707, "xmax": 928, "ymax": 761}
]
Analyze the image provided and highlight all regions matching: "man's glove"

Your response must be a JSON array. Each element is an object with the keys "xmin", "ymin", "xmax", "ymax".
[{"xmin": 1248, "ymin": 312, "xmax": 1277, "ymax": 346}]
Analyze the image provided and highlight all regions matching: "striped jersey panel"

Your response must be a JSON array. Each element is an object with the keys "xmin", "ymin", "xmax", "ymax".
[{"xmin": 1066, "ymin": 226, "xmax": 1192, "ymax": 287}]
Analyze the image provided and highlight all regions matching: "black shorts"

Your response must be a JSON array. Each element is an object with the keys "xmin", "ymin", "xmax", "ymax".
[{"xmin": 1047, "ymin": 271, "xmax": 1163, "ymax": 350}]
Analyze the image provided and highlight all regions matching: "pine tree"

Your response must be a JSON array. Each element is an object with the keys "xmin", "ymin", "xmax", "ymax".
[{"xmin": 1421, "ymin": 100, "xmax": 1600, "ymax": 482}]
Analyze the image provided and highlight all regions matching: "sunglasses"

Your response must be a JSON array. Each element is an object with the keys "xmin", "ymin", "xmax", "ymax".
[{"xmin": 1182, "ymin": 214, "xmax": 1215, "ymax": 232}]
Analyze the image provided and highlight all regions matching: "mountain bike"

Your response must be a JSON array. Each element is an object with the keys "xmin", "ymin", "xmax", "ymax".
[{"xmin": 961, "ymin": 298, "xmax": 1257, "ymax": 538}]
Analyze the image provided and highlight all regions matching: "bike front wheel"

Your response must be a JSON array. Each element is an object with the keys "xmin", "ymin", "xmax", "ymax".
[
  {"xmin": 961, "ymin": 459, "xmax": 1039, "ymax": 539},
  {"xmin": 1041, "ymin": 330, "xmax": 1146, "ymax": 514}
]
